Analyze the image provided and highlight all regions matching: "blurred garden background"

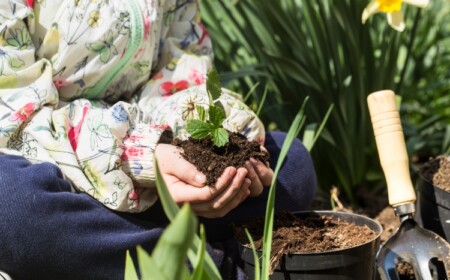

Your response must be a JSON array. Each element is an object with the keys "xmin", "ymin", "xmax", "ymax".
[{"xmin": 200, "ymin": 0, "xmax": 450, "ymax": 207}]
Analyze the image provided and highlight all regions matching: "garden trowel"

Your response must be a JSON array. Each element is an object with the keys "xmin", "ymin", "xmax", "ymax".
[{"xmin": 367, "ymin": 90, "xmax": 450, "ymax": 280}]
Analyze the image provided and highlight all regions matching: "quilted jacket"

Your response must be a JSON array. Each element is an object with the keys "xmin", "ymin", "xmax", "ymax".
[{"xmin": 0, "ymin": 0, "xmax": 264, "ymax": 212}]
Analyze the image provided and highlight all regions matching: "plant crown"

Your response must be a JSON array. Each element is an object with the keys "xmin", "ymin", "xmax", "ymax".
[{"xmin": 186, "ymin": 70, "xmax": 229, "ymax": 147}]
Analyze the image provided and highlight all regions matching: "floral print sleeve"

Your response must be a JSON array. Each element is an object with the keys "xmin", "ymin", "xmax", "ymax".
[
  {"xmin": 0, "ymin": 0, "xmax": 264, "ymax": 213},
  {"xmin": 137, "ymin": 0, "xmax": 265, "ymax": 143}
]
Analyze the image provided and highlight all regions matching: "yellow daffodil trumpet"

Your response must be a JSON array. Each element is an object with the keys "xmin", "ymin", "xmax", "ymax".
[{"xmin": 362, "ymin": 0, "xmax": 429, "ymax": 32}]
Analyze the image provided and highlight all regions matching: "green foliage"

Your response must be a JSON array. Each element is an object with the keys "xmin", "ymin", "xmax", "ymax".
[
  {"xmin": 124, "ymin": 204, "xmax": 198, "ymax": 280},
  {"xmin": 201, "ymin": 0, "xmax": 450, "ymax": 203},
  {"xmin": 399, "ymin": 3, "xmax": 450, "ymax": 163},
  {"xmin": 126, "ymin": 95, "xmax": 328, "ymax": 280},
  {"xmin": 260, "ymin": 98, "xmax": 309, "ymax": 279},
  {"xmin": 154, "ymin": 158, "xmax": 222, "ymax": 280},
  {"xmin": 244, "ymin": 97, "xmax": 329, "ymax": 279},
  {"xmin": 186, "ymin": 108, "xmax": 229, "ymax": 147},
  {"xmin": 186, "ymin": 70, "xmax": 229, "ymax": 147},
  {"xmin": 206, "ymin": 69, "xmax": 222, "ymax": 102},
  {"xmin": 124, "ymin": 159, "xmax": 222, "ymax": 280}
]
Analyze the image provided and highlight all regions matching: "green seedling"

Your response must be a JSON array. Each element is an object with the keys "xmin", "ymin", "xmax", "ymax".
[{"xmin": 186, "ymin": 70, "xmax": 229, "ymax": 147}]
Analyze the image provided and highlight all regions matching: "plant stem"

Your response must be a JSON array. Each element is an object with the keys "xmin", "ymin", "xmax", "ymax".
[{"xmin": 395, "ymin": 8, "xmax": 422, "ymax": 94}]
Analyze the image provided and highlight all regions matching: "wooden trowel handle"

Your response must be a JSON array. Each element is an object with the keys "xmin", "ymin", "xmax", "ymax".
[{"xmin": 367, "ymin": 90, "xmax": 416, "ymax": 207}]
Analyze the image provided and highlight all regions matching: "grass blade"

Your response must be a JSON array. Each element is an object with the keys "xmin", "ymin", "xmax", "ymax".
[
  {"xmin": 261, "ymin": 97, "xmax": 309, "ymax": 279},
  {"xmin": 244, "ymin": 228, "xmax": 260, "ymax": 280},
  {"xmin": 303, "ymin": 104, "xmax": 334, "ymax": 152}
]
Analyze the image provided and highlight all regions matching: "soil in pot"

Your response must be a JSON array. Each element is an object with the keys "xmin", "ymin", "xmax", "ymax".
[
  {"xmin": 234, "ymin": 211, "xmax": 380, "ymax": 278},
  {"xmin": 416, "ymin": 156, "xmax": 450, "ymax": 242},
  {"xmin": 172, "ymin": 132, "xmax": 269, "ymax": 186},
  {"xmin": 420, "ymin": 156, "xmax": 450, "ymax": 192}
]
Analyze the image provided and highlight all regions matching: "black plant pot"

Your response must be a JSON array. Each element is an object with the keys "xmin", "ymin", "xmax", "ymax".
[
  {"xmin": 239, "ymin": 211, "xmax": 382, "ymax": 280},
  {"xmin": 416, "ymin": 175, "xmax": 450, "ymax": 242}
]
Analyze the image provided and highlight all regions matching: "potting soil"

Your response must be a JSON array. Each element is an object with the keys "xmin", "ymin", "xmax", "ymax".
[
  {"xmin": 172, "ymin": 132, "xmax": 269, "ymax": 186},
  {"xmin": 235, "ymin": 211, "xmax": 377, "ymax": 273}
]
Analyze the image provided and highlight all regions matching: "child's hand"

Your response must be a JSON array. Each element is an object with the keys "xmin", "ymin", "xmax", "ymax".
[
  {"xmin": 155, "ymin": 144, "xmax": 252, "ymax": 218},
  {"xmin": 244, "ymin": 148, "xmax": 274, "ymax": 197}
]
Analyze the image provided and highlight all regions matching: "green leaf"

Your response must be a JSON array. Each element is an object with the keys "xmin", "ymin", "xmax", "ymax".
[
  {"xmin": 124, "ymin": 251, "xmax": 139, "ymax": 280},
  {"xmin": 302, "ymin": 123, "xmax": 316, "ymax": 152},
  {"xmin": 302, "ymin": 104, "xmax": 334, "ymax": 152},
  {"xmin": 255, "ymin": 85, "xmax": 268, "ymax": 117},
  {"xmin": 244, "ymin": 228, "xmax": 260, "ymax": 280},
  {"xmin": 136, "ymin": 246, "xmax": 166, "ymax": 280},
  {"xmin": 186, "ymin": 119, "xmax": 214, "ymax": 139},
  {"xmin": 208, "ymin": 106, "xmax": 225, "ymax": 128},
  {"xmin": 190, "ymin": 225, "xmax": 206, "ymax": 280},
  {"xmin": 151, "ymin": 204, "xmax": 196, "ymax": 280},
  {"xmin": 196, "ymin": 105, "xmax": 207, "ymax": 122},
  {"xmin": 261, "ymin": 97, "xmax": 309, "ymax": 279},
  {"xmin": 206, "ymin": 70, "xmax": 222, "ymax": 102},
  {"xmin": 154, "ymin": 159, "xmax": 222, "ymax": 280},
  {"xmin": 212, "ymin": 128, "xmax": 229, "ymax": 147}
]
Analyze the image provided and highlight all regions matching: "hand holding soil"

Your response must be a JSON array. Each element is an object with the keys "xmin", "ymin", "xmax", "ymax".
[
  {"xmin": 173, "ymin": 132, "xmax": 272, "ymax": 193},
  {"xmin": 155, "ymin": 142, "xmax": 255, "ymax": 218}
]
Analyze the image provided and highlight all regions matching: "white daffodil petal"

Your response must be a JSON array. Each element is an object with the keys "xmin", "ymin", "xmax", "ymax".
[
  {"xmin": 387, "ymin": 11, "xmax": 405, "ymax": 32},
  {"xmin": 362, "ymin": 1, "xmax": 380, "ymax": 23},
  {"xmin": 404, "ymin": 0, "xmax": 430, "ymax": 8}
]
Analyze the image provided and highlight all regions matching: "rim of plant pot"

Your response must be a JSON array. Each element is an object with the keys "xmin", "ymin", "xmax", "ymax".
[
  {"xmin": 417, "ymin": 174, "xmax": 450, "ymax": 208},
  {"xmin": 238, "ymin": 210, "xmax": 383, "ymax": 279},
  {"xmin": 416, "ymin": 175, "xmax": 450, "ymax": 242}
]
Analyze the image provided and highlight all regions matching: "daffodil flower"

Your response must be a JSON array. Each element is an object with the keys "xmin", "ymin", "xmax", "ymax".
[{"xmin": 362, "ymin": 0, "xmax": 429, "ymax": 32}]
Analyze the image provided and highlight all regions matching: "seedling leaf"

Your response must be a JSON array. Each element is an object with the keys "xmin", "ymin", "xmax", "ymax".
[
  {"xmin": 208, "ymin": 106, "xmax": 226, "ymax": 127},
  {"xmin": 196, "ymin": 105, "xmax": 207, "ymax": 122},
  {"xmin": 187, "ymin": 120, "xmax": 214, "ymax": 139},
  {"xmin": 212, "ymin": 128, "xmax": 229, "ymax": 147}
]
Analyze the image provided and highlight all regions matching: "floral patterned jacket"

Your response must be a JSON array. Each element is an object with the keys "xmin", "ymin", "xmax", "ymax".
[{"xmin": 0, "ymin": 0, "xmax": 265, "ymax": 212}]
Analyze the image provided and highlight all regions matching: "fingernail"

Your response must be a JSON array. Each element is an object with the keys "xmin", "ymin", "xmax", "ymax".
[
  {"xmin": 195, "ymin": 173, "xmax": 206, "ymax": 184},
  {"xmin": 250, "ymin": 158, "xmax": 258, "ymax": 167},
  {"xmin": 227, "ymin": 167, "xmax": 236, "ymax": 176},
  {"xmin": 239, "ymin": 168, "xmax": 247, "ymax": 177},
  {"xmin": 244, "ymin": 189, "xmax": 251, "ymax": 199}
]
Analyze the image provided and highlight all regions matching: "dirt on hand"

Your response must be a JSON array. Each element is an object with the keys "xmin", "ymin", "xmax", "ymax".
[{"xmin": 172, "ymin": 132, "xmax": 269, "ymax": 186}]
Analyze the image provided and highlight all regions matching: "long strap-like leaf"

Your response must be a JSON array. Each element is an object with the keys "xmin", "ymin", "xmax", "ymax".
[
  {"xmin": 260, "ymin": 97, "xmax": 309, "ymax": 279},
  {"xmin": 155, "ymin": 159, "xmax": 222, "ymax": 280}
]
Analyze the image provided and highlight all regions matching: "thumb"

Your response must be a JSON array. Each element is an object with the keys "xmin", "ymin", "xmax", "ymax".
[{"xmin": 156, "ymin": 145, "xmax": 206, "ymax": 187}]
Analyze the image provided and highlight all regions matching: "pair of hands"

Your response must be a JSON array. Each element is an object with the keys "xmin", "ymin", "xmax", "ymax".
[{"xmin": 155, "ymin": 144, "xmax": 274, "ymax": 218}]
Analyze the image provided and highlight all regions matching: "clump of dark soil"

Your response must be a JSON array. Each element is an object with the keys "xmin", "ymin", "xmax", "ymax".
[
  {"xmin": 396, "ymin": 261, "xmax": 415, "ymax": 280},
  {"xmin": 419, "ymin": 156, "xmax": 450, "ymax": 192},
  {"xmin": 172, "ymin": 132, "xmax": 269, "ymax": 186},
  {"xmin": 234, "ymin": 211, "xmax": 377, "ymax": 273}
]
